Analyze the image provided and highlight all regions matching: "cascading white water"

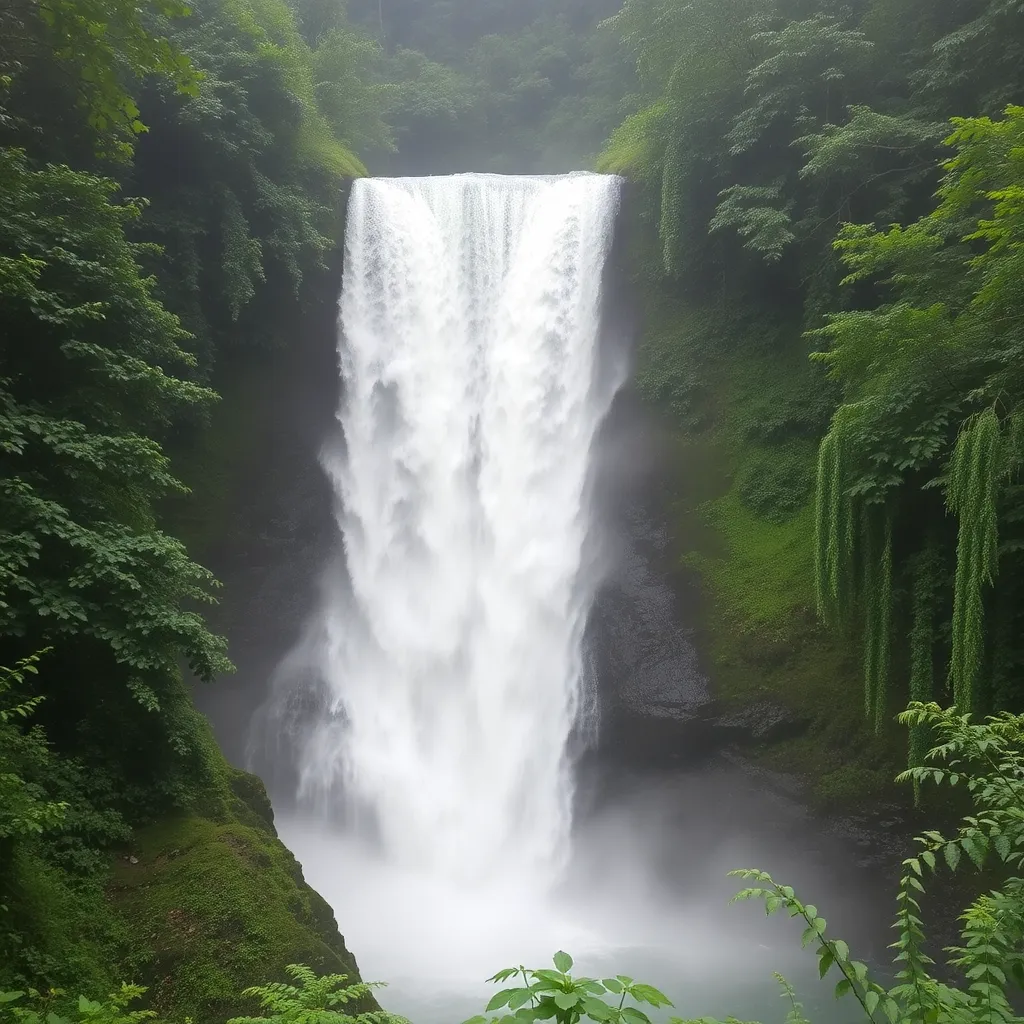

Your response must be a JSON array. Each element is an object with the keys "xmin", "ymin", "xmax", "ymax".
[{"xmin": 291, "ymin": 172, "xmax": 622, "ymax": 886}]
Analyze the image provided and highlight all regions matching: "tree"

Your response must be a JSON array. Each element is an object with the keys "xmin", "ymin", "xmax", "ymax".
[
  {"xmin": 0, "ymin": 146, "xmax": 230, "ymax": 792},
  {"xmin": 0, "ymin": 0, "xmax": 199, "ymax": 159}
]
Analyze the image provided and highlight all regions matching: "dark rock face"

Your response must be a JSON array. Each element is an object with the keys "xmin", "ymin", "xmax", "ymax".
[
  {"xmin": 588, "ymin": 502, "xmax": 716, "ymax": 767},
  {"xmin": 585, "ymin": 460, "xmax": 810, "ymax": 768},
  {"xmin": 192, "ymin": 296, "xmax": 342, "ymax": 772}
]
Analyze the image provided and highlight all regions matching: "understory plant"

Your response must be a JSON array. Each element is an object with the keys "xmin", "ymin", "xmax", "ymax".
[
  {"xmin": 0, "ymin": 966, "xmax": 407, "ymax": 1024},
  {"xmin": 226, "ymin": 964, "xmax": 405, "ymax": 1024},
  {"xmin": 466, "ymin": 952, "xmax": 673, "ymax": 1024}
]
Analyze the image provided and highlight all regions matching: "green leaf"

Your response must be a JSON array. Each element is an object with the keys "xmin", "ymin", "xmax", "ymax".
[
  {"xmin": 508, "ymin": 989, "xmax": 534, "ymax": 1011},
  {"xmin": 534, "ymin": 972, "xmax": 567, "ymax": 986},
  {"xmin": 602, "ymin": 981, "xmax": 623, "ymax": 995},
  {"xmin": 835, "ymin": 979, "xmax": 852, "ymax": 999},
  {"xmin": 554, "ymin": 993, "xmax": 581, "ymax": 1011},
  {"xmin": 945, "ymin": 843, "xmax": 961, "ymax": 871},
  {"xmin": 488, "ymin": 992, "xmax": 514, "ymax": 1012},
  {"xmin": 864, "ymin": 991, "xmax": 879, "ymax": 1016},
  {"xmin": 554, "ymin": 952, "xmax": 574, "ymax": 974},
  {"xmin": 620, "ymin": 1008, "xmax": 651, "ymax": 1024},
  {"xmin": 818, "ymin": 950, "xmax": 834, "ymax": 978},
  {"xmin": 581, "ymin": 998, "xmax": 613, "ymax": 1021},
  {"xmin": 630, "ymin": 985, "xmax": 672, "ymax": 1008},
  {"xmin": 489, "ymin": 970, "xmax": 520, "ymax": 984}
]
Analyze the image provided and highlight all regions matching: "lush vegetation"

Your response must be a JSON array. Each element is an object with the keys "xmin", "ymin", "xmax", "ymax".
[
  {"xmin": 0, "ymin": 0, "xmax": 386, "ymax": 1008},
  {"xmin": 5, "ymin": 0, "xmax": 1024, "ymax": 1015},
  {"xmin": 591, "ymin": 0, "xmax": 1024, "ymax": 787}
]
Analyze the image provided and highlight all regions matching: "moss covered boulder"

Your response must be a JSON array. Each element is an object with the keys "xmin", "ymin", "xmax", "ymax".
[{"xmin": 110, "ymin": 765, "xmax": 372, "ymax": 1024}]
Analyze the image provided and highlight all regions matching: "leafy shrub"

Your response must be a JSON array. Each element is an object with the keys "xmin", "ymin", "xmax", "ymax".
[
  {"xmin": 466, "ymin": 952, "xmax": 672, "ymax": 1024},
  {"xmin": 0, "ymin": 985, "xmax": 154, "ymax": 1024},
  {"xmin": 736, "ymin": 443, "xmax": 815, "ymax": 524}
]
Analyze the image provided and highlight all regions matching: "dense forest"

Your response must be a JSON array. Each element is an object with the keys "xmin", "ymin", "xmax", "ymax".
[{"xmin": 2, "ymin": 0, "xmax": 1024, "ymax": 1020}]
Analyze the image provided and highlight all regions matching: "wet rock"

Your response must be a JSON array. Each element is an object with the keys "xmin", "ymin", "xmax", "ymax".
[
  {"xmin": 712, "ymin": 700, "xmax": 811, "ymax": 744},
  {"xmin": 590, "ymin": 503, "xmax": 716, "ymax": 765}
]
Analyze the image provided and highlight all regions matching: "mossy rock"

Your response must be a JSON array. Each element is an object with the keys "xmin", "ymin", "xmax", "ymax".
[
  {"xmin": 812, "ymin": 764, "xmax": 894, "ymax": 810},
  {"xmin": 109, "ymin": 764, "xmax": 372, "ymax": 1024}
]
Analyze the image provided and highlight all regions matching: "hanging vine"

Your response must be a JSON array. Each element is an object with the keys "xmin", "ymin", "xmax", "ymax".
[
  {"xmin": 947, "ymin": 407, "xmax": 1003, "ymax": 712},
  {"xmin": 908, "ymin": 546, "xmax": 942, "ymax": 797},
  {"xmin": 814, "ymin": 410, "xmax": 856, "ymax": 623},
  {"xmin": 860, "ymin": 509, "xmax": 893, "ymax": 733}
]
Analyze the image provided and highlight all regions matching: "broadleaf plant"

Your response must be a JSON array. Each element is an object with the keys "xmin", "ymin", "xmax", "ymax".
[{"xmin": 466, "ymin": 952, "xmax": 672, "ymax": 1024}]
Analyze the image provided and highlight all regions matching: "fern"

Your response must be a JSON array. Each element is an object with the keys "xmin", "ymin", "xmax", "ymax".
[
  {"xmin": 228, "ymin": 964, "xmax": 404, "ymax": 1024},
  {"xmin": 947, "ymin": 408, "xmax": 1003, "ymax": 712},
  {"xmin": 693, "ymin": 707, "xmax": 1024, "ymax": 1024}
]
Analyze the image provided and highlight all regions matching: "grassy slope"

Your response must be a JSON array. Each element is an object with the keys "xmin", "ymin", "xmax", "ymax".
[
  {"xmin": 110, "ymin": 741, "xmax": 373, "ymax": 1024},
  {"xmin": 637, "ymin": 289, "xmax": 904, "ymax": 807}
]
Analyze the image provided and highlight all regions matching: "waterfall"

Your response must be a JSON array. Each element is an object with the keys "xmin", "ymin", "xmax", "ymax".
[{"xmin": 260, "ymin": 172, "xmax": 623, "ymax": 889}]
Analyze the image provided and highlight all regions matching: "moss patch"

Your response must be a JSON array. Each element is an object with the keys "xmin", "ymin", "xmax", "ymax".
[
  {"xmin": 110, "ymin": 760, "xmax": 369, "ymax": 1024},
  {"xmin": 641, "ymin": 294, "xmax": 906, "ymax": 807}
]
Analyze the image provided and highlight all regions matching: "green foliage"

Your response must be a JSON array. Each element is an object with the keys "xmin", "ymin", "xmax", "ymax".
[
  {"xmin": 908, "ymin": 549, "xmax": 942, "ymax": 782},
  {"xmin": 810, "ymin": 106, "xmax": 1024, "ymax": 725},
  {"xmin": 0, "ymin": 653, "xmax": 66, "ymax": 843},
  {"xmin": 132, "ymin": 0, "xmax": 377, "ymax": 357},
  {"xmin": 228, "ymin": 963, "xmax": 400, "ymax": 1024},
  {"xmin": 0, "ymin": 148, "xmax": 230, "ymax": 733},
  {"xmin": 0, "ymin": 0, "xmax": 390, "ymax": 1002},
  {"xmin": 947, "ymin": 410, "xmax": 1003, "ymax": 713},
  {"xmin": 710, "ymin": 183, "xmax": 795, "ymax": 263},
  {"xmin": 736, "ymin": 442, "xmax": 815, "ymax": 524},
  {"xmin": 727, "ymin": 14, "xmax": 873, "ymax": 158},
  {"xmin": 607, "ymin": 0, "xmax": 1024, "ymax": 769},
  {"xmin": 1, "ymin": 985, "xmax": 155, "ymax": 1024},
  {"xmin": 0, "ymin": 0, "xmax": 199, "ymax": 158},
  {"xmin": 860, "ymin": 512, "xmax": 893, "ymax": 733},
  {"xmin": 0, "ymin": 652, "xmax": 130, "ymax": 996},
  {"xmin": 466, "ymin": 951, "xmax": 672, "ymax": 1024}
]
